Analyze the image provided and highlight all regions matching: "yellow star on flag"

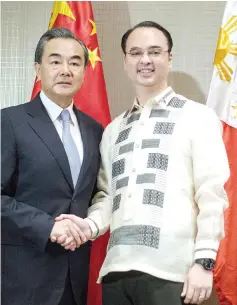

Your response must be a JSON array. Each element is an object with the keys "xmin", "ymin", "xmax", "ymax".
[
  {"xmin": 214, "ymin": 15, "xmax": 237, "ymax": 82},
  {"xmin": 89, "ymin": 19, "xmax": 97, "ymax": 36},
  {"xmin": 48, "ymin": 1, "xmax": 76, "ymax": 30},
  {"xmin": 232, "ymin": 105, "xmax": 237, "ymax": 118},
  {"xmin": 88, "ymin": 47, "xmax": 102, "ymax": 69}
]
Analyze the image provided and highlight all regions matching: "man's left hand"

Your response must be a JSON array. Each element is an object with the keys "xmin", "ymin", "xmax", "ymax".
[{"xmin": 181, "ymin": 263, "xmax": 213, "ymax": 304}]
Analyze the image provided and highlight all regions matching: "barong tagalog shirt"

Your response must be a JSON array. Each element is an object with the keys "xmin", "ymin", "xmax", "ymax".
[{"xmin": 87, "ymin": 87, "xmax": 230, "ymax": 283}]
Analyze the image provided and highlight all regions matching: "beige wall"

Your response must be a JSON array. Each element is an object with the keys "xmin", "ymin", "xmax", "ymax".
[
  {"xmin": 93, "ymin": 1, "xmax": 225, "ymax": 118},
  {"xmin": 1, "ymin": 2, "xmax": 225, "ymax": 304},
  {"xmin": 1, "ymin": 1, "xmax": 225, "ymax": 117}
]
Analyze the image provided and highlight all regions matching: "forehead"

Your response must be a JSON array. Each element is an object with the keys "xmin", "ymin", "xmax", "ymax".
[
  {"xmin": 43, "ymin": 38, "xmax": 84, "ymax": 58},
  {"xmin": 126, "ymin": 27, "xmax": 168, "ymax": 50}
]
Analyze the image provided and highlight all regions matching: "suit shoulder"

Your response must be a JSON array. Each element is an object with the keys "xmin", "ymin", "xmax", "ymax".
[
  {"xmin": 1, "ymin": 103, "xmax": 27, "ymax": 122},
  {"xmin": 76, "ymin": 109, "xmax": 103, "ymax": 131},
  {"xmin": 1, "ymin": 103, "xmax": 25, "ymax": 113}
]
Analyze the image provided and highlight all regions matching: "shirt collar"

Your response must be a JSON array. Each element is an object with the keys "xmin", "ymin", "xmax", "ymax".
[
  {"xmin": 130, "ymin": 86, "xmax": 174, "ymax": 113},
  {"xmin": 40, "ymin": 91, "xmax": 75, "ymax": 124}
]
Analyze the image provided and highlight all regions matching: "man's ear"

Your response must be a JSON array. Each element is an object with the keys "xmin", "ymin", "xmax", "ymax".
[
  {"xmin": 123, "ymin": 55, "xmax": 127, "ymax": 72},
  {"xmin": 34, "ymin": 63, "xmax": 41, "ymax": 81},
  {"xmin": 168, "ymin": 52, "xmax": 173, "ymax": 70}
]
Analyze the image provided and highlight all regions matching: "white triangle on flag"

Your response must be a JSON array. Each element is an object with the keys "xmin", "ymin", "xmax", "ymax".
[{"xmin": 207, "ymin": 1, "xmax": 237, "ymax": 128}]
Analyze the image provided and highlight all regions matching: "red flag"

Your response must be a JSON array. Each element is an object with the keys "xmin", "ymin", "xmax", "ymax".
[
  {"xmin": 31, "ymin": 1, "xmax": 110, "ymax": 127},
  {"xmin": 31, "ymin": 2, "xmax": 111, "ymax": 304},
  {"xmin": 206, "ymin": 1, "xmax": 237, "ymax": 304}
]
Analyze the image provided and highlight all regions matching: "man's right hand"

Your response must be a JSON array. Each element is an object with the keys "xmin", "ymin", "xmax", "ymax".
[
  {"xmin": 50, "ymin": 219, "xmax": 87, "ymax": 251},
  {"xmin": 55, "ymin": 214, "xmax": 92, "ymax": 240}
]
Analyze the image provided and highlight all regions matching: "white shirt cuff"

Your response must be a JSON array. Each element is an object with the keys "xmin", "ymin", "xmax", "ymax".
[{"xmin": 85, "ymin": 218, "xmax": 99, "ymax": 240}]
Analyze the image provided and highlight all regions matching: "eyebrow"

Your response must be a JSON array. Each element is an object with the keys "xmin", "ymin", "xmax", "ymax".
[
  {"xmin": 48, "ymin": 53, "xmax": 82, "ymax": 60},
  {"xmin": 129, "ymin": 46, "xmax": 163, "ymax": 51}
]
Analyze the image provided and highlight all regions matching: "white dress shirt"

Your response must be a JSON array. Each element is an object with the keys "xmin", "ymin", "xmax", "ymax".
[{"xmin": 40, "ymin": 91, "xmax": 84, "ymax": 163}]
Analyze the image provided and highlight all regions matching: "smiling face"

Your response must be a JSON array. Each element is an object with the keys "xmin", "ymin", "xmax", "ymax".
[
  {"xmin": 35, "ymin": 37, "xmax": 86, "ymax": 106},
  {"xmin": 124, "ymin": 27, "xmax": 172, "ymax": 92}
]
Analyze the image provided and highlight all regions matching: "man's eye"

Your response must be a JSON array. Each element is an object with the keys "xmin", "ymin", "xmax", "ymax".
[
  {"xmin": 149, "ymin": 51, "xmax": 161, "ymax": 55},
  {"xmin": 51, "ymin": 61, "xmax": 60, "ymax": 65},
  {"xmin": 71, "ymin": 62, "xmax": 80, "ymax": 66},
  {"xmin": 131, "ymin": 52, "xmax": 142, "ymax": 56}
]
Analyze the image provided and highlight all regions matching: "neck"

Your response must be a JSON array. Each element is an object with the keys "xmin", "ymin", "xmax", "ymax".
[
  {"xmin": 44, "ymin": 92, "xmax": 73, "ymax": 109},
  {"xmin": 135, "ymin": 82, "xmax": 168, "ymax": 106}
]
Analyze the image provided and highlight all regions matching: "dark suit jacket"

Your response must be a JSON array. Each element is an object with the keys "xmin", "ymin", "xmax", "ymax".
[{"xmin": 1, "ymin": 94, "xmax": 103, "ymax": 305}]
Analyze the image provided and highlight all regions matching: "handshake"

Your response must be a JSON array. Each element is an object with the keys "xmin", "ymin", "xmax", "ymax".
[{"xmin": 50, "ymin": 214, "xmax": 92, "ymax": 251}]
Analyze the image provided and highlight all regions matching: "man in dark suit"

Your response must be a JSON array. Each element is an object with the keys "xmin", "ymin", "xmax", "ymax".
[{"xmin": 1, "ymin": 28, "xmax": 103, "ymax": 305}]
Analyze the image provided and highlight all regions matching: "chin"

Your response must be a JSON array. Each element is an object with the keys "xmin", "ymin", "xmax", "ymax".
[
  {"xmin": 55, "ymin": 89, "xmax": 75, "ymax": 97},
  {"xmin": 137, "ymin": 80, "xmax": 157, "ymax": 87}
]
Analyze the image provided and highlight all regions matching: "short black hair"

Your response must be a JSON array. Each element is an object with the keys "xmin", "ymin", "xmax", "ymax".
[
  {"xmin": 34, "ymin": 27, "xmax": 89, "ymax": 67},
  {"xmin": 121, "ymin": 21, "xmax": 173, "ymax": 54}
]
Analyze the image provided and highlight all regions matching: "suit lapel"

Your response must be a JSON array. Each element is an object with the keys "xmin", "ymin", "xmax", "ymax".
[
  {"xmin": 25, "ymin": 95, "xmax": 74, "ymax": 190},
  {"xmin": 73, "ymin": 108, "xmax": 94, "ymax": 193}
]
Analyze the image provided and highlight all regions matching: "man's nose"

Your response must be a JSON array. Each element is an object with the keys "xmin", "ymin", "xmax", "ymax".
[
  {"xmin": 60, "ymin": 62, "xmax": 70, "ymax": 75},
  {"xmin": 140, "ymin": 51, "xmax": 152, "ymax": 64}
]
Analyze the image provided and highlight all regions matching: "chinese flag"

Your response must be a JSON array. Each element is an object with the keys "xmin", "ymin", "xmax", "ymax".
[
  {"xmin": 31, "ymin": 2, "xmax": 111, "ymax": 305},
  {"xmin": 206, "ymin": 1, "xmax": 237, "ymax": 305}
]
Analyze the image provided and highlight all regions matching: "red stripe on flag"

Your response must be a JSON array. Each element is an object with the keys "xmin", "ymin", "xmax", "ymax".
[{"xmin": 214, "ymin": 122, "xmax": 237, "ymax": 305}]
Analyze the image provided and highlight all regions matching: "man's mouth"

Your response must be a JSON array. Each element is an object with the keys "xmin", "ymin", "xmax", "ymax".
[
  {"xmin": 137, "ymin": 68, "xmax": 155, "ymax": 74},
  {"xmin": 57, "ymin": 81, "xmax": 72, "ymax": 85}
]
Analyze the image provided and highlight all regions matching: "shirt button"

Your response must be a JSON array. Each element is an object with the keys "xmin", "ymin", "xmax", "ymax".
[
  {"xmin": 135, "ymin": 144, "xmax": 140, "ymax": 148},
  {"xmin": 128, "ymin": 193, "xmax": 132, "ymax": 198},
  {"xmin": 140, "ymin": 122, "xmax": 144, "ymax": 126},
  {"xmin": 132, "ymin": 168, "xmax": 136, "ymax": 172}
]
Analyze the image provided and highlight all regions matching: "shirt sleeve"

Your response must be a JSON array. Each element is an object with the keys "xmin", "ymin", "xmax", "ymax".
[
  {"xmin": 86, "ymin": 125, "xmax": 113, "ymax": 239},
  {"xmin": 192, "ymin": 107, "xmax": 230, "ymax": 260}
]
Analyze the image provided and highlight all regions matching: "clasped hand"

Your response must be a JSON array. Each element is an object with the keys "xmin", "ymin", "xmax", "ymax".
[{"xmin": 50, "ymin": 214, "xmax": 91, "ymax": 251}]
